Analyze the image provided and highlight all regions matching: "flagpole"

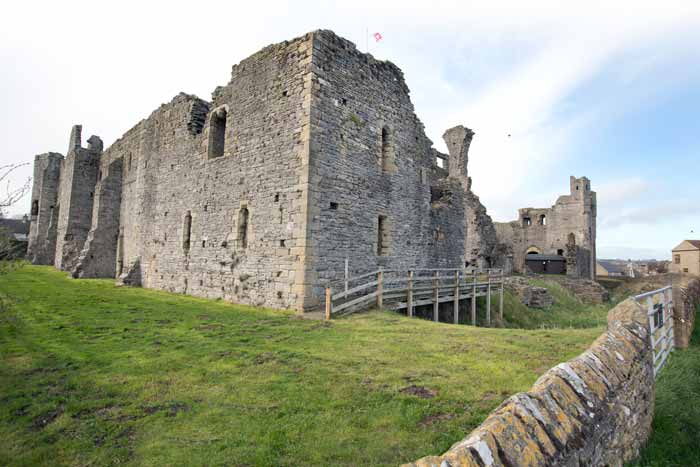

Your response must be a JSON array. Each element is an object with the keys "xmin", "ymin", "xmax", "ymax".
[{"xmin": 366, "ymin": 28, "xmax": 368, "ymax": 53}]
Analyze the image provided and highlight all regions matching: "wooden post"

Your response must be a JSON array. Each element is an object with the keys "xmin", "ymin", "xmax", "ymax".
[
  {"xmin": 471, "ymin": 270, "xmax": 477, "ymax": 326},
  {"xmin": 325, "ymin": 287, "xmax": 332, "ymax": 320},
  {"xmin": 407, "ymin": 270, "xmax": 414, "ymax": 317},
  {"xmin": 433, "ymin": 271, "xmax": 439, "ymax": 322},
  {"xmin": 377, "ymin": 269, "xmax": 383, "ymax": 309},
  {"xmin": 344, "ymin": 258, "xmax": 349, "ymax": 298},
  {"xmin": 486, "ymin": 272, "xmax": 492, "ymax": 327},
  {"xmin": 499, "ymin": 269, "xmax": 504, "ymax": 322},
  {"xmin": 453, "ymin": 270, "xmax": 460, "ymax": 324}
]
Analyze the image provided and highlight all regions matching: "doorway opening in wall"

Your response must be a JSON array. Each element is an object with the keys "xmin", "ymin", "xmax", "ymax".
[
  {"xmin": 238, "ymin": 207, "xmax": 249, "ymax": 249},
  {"xmin": 208, "ymin": 108, "xmax": 227, "ymax": 159}
]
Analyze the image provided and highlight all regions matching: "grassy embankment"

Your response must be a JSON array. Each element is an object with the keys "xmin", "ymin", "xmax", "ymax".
[{"xmin": 0, "ymin": 265, "xmax": 606, "ymax": 466}]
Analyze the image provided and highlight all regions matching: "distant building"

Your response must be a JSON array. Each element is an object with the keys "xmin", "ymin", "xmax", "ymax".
[
  {"xmin": 0, "ymin": 215, "xmax": 30, "ymax": 258},
  {"xmin": 596, "ymin": 260, "xmax": 626, "ymax": 277},
  {"xmin": 670, "ymin": 240, "xmax": 700, "ymax": 275}
]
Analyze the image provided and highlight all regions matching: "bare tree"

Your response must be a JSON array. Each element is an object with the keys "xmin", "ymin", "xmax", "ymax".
[
  {"xmin": 0, "ymin": 163, "xmax": 32, "ymax": 266},
  {"xmin": 0, "ymin": 162, "xmax": 31, "ymax": 218}
]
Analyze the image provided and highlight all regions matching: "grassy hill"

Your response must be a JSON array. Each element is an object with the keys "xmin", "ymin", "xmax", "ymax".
[{"xmin": 0, "ymin": 265, "xmax": 606, "ymax": 466}]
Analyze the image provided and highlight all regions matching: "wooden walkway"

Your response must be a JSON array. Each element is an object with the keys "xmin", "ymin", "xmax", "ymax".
[{"xmin": 324, "ymin": 267, "xmax": 505, "ymax": 326}]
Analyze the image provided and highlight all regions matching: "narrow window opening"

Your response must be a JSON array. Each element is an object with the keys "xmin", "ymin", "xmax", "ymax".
[
  {"xmin": 380, "ymin": 127, "xmax": 392, "ymax": 172},
  {"xmin": 522, "ymin": 217, "xmax": 532, "ymax": 227},
  {"xmin": 330, "ymin": 202, "xmax": 338, "ymax": 210},
  {"xmin": 208, "ymin": 107, "xmax": 227, "ymax": 159},
  {"xmin": 568, "ymin": 233, "xmax": 576, "ymax": 245},
  {"xmin": 539, "ymin": 214, "xmax": 546, "ymax": 225},
  {"xmin": 282, "ymin": 90, "xmax": 288, "ymax": 97},
  {"xmin": 202, "ymin": 240, "xmax": 206, "ymax": 248},
  {"xmin": 557, "ymin": 249, "xmax": 564, "ymax": 256},
  {"xmin": 127, "ymin": 154, "xmax": 132, "ymax": 171},
  {"xmin": 238, "ymin": 207, "xmax": 249, "ymax": 249},
  {"xmin": 182, "ymin": 211, "xmax": 192, "ymax": 252},
  {"xmin": 576, "ymin": 185, "xmax": 579, "ymax": 190},
  {"xmin": 377, "ymin": 215, "xmax": 389, "ymax": 256},
  {"xmin": 31, "ymin": 200, "xmax": 39, "ymax": 216},
  {"xmin": 98, "ymin": 170, "xmax": 102, "ymax": 180},
  {"xmin": 274, "ymin": 193, "xmax": 279, "ymax": 202},
  {"xmin": 204, "ymin": 205, "xmax": 208, "ymax": 212},
  {"xmin": 280, "ymin": 239, "xmax": 286, "ymax": 247},
  {"xmin": 341, "ymin": 97, "xmax": 347, "ymax": 105}
]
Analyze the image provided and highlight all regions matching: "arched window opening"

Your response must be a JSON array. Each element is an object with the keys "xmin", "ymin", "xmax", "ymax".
[
  {"xmin": 522, "ymin": 216, "xmax": 532, "ymax": 227},
  {"xmin": 539, "ymin": 214, "xmax": 546, "ymax": 226},
  {"xmin": 208, "ymin": 108, "xmax": 227, "ymax": 159},
  {"xmin": 182, "ymin": 211, "xmax": 192, "ymax": 252},
  {"xmin": 31, "ymin": 200, "xmax": 39, "ymax": 216},
  {"xmin": 568, "ymin": 233, "xmax": 576, "ymax": 246},
  {"xmin": 238, "ymin": 207, "xmax": 249, "ymax": 249}
]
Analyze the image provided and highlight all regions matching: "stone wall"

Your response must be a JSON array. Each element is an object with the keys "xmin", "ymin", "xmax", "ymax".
[
  {"xmin": 673, "ymin": 277, "xmax": 700, "ymax": 348},
  {"xmin": 543, "ymin": 275, "xmax": 610, "ymax": 304},
  {"xmin": 53, "ymin": 125, "xmax": 103, "ymax": 271},
  {"xmin": 505, "ymin": 277, "xmax": 554, "ymax": 308},
  {"xmin": 404, "ymin": 298, "xmax": 655, "ymax": 467},
  {"xmin": 28, "ymin": 29, "xmax": 507, "ymax": 312},
  {"xmin": 72, "ymin": 157, "xmax": 123, "ymax": 278},
  {"xmin": 494, "ymin": 176, "xmax": 596, "ymax": 280},
  {"xmin": 27, "ymin": 152, "xmax": 63, "ymax": 264}
]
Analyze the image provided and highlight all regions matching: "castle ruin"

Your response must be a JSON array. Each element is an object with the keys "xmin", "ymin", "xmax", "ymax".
[{"xmin": 27, "ymin": 30, "xmax": 596, "ymax": 312}]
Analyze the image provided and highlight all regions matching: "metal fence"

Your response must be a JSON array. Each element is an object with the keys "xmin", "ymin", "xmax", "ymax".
[
  {"xmin": 633, "ymin": 286, "xmax": 674, "ymax": 377},
  {"xmin": 324, "ymin": 267, "xmax": 504, "ymax": 326}
]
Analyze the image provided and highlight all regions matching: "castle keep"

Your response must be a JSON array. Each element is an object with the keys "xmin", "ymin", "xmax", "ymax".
[{"xmin": 27, "ymin": 30, "xmax": 596, "ymax": 311}]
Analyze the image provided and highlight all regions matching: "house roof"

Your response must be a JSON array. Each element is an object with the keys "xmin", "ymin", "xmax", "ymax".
[
  {"xmin": 525, "ymin": 254, "xmax": 566, "ymax": 262},
  {"xmin": 672, "ymin": 240, "xmax": 700, "ymax": 251},
  {"xmin": 597, "ymin": 260, "xmax": 626, "ymax": 274}
]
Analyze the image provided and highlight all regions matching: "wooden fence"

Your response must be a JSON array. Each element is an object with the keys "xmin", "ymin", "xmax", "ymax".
[
  {"xmin": 324, "ymin": 268, "xmax": 505, "ymax": 326},
  {"xmin": 633, "ymin": 285, "xmax": 674, "ymax": 377}
]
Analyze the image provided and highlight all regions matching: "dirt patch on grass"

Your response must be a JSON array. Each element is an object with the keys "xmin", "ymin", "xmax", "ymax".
[
  {"xmin": 142, "ymin": 402, "xmax": 190, "ymax": 417},
  {"xmin": 399, "ymin": 385, "xmax": 437, "ymax": 399},
  {"xmin": 31, "ymin": 406, "xmax": 64, "ymax": 431},
  {"xmin": 197, "ymin": 323, "xmax": 223, "ymax": 331},
  {"xmin": 418, "ymin": 413, "xmax": 455, "ymax": 428}
]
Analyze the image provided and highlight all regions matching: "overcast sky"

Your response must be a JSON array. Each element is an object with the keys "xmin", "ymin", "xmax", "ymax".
[{"xmin": 2, "ymin": 0, "xmax": 698, "ymax": 260}]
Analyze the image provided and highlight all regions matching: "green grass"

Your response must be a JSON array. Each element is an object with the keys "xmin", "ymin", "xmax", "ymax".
[
  {"xmin": 630, "ymin": 304, "xmax": 700, "ymax": 467},
  {"xmin": 0, "ymin": 265, "xmax": 604, "ymax": 466},
  {"xmin": 500, "ymin": 278, "xmax": 610, "ymax": 329}
]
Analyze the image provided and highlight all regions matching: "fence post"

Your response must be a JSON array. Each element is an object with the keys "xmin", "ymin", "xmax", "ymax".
[
  {"xmin": 325, "ymin": 287, "xmax": 332, "ymax": 320},
  {"xmin": 486, "ymin": 271, "xmax": 492, "ymax": 327},
  {"xmin": 407, "ymin": 270, "xmax": 414, "ymax": 317},
  {"xmin": 344, "ymin": 258, "xmax": 349, "ymax": 298},
  {"xmin": 377, "ymin": 269, "xmax": 383, "ymax": 309},
  {"xmin": 499, "ymin": 269, "xmax": 504, "ymax": 322},
  {"xmin": 433, "ymin": 271, "xmax": 439, "ymax": 322},
  {"xmin": 453, "ymin": 270, "xmax": 460, "ymax": 324},
  {"xmin": 471, "ymin": 269, "xmax": 477, "ymax": 326}
]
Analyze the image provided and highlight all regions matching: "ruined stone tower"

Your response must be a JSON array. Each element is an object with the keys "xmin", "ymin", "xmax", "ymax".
[
  {"xmin": 27, "ymin": 30, "xmax": 572, "ymax": 311},
  {"xmin": 494, "ymin": 176, "xmax": 597, "ymax": 279}
]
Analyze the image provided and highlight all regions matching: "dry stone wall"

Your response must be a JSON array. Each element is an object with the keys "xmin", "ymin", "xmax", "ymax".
[{"xmin": 404, "ymin": 298, "xmax": 655, "ymax": 467}]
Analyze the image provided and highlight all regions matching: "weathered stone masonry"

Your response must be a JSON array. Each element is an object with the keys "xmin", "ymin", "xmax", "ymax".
[
  {"xmin": 494, "ymin": 176, "xmax": 597, "ymax": 279},
  {"xmin": 27, "ymin": 30, "xmax": 584, "ymax": 311}
]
